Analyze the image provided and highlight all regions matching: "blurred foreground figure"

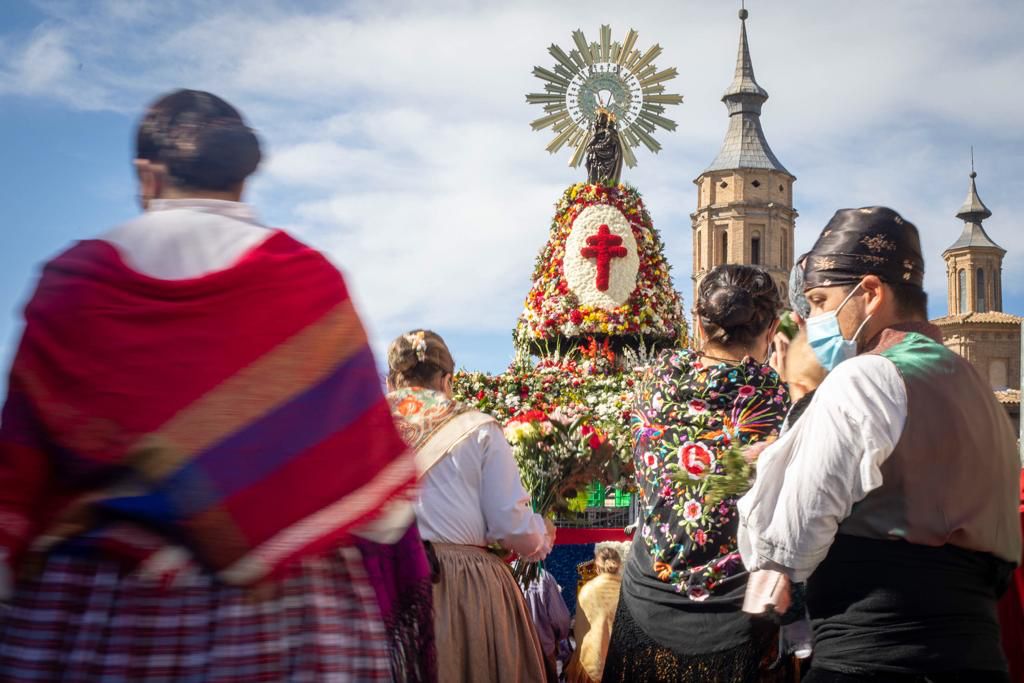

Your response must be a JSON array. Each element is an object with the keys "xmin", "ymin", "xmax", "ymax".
[
  {"xmin": 386, "ymin": 330, "xmax": 553, "ymax": 683},
  {"xmin": 739, "ymin": 207, "xmax": 1020, "ymax": 682},
  {"xmin": 0, "ymin": 90, "xmax": 434, "ymax": 682}
]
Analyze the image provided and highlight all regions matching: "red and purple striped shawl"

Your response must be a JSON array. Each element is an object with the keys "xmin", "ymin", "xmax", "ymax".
[{"xmin": 0, "ymin": 231, "xmax": 415, "ymax": 584}]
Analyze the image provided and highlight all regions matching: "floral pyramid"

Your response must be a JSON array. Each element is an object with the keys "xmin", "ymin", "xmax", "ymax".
[{"xmin": 517, "ymin": 182, "xmax": 686, "ymax": 352}]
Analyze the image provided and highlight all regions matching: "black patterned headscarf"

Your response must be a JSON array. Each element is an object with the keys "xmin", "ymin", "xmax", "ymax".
[{"xmin": 795, "ymin": 207, "xmax": 925, "ymax": 295}]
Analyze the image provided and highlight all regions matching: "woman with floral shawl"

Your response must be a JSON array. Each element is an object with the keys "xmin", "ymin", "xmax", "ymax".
[
  {"xmin": 603, "ymin": 265, "xmax": 789, "ymax": 682},
  {"xmin": 386, "ymin": 330, "xmax": 555, "ymax": 683}
]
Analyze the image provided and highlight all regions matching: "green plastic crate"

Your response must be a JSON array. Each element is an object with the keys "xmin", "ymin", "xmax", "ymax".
[{"xmin": 584, "ymin": 481, "xmax": 633, "ymax": 509}]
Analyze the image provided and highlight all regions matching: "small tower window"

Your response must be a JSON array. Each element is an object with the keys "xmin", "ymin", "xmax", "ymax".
[
  {"xmin": 958, "ymin": 269, "xmax": 967, "ymax": 313},
  {"xmin": 697, "ymin": 232, "xmax": 702, "ymax": 270},
  {"xmin": 976, "ymin": 268, "xmax": 986, "ymax": 312},
  {"xmin": 719, "ymin": 181, "xmax": 728, "ymax": 189},
  {"xmin": 778, "ymin": 184, "xmax": 784, "ymax": 192},
  {"xmin": 720, "ymin": 231, "xmax": 729, "ymax": 265},
  {"xmin": 781, "ymin": 231, "xmax": 788, "ymax": 267},
  {"xmin": 751, "ymin": 235, "xmax": 762, "ymax": 265},
  {"xmin": 751, "ymin": 180, "xmax": 761, "ymax": 188}
]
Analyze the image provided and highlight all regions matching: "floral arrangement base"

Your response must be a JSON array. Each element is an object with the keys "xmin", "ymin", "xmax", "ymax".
[{"xmin": 518, "ymin": 182, "xmax": 686, "ymax": 352}]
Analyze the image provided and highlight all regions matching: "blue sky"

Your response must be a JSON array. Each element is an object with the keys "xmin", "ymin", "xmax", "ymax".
[{"xmin": 2, "ymin": 0, "xmax": 1023, "ymax": 387}]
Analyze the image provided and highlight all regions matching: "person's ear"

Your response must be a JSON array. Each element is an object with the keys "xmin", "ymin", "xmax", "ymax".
[
  {"xmin": 133, "ymin": 159, "xmax": 167, "ymax": 208},
  {"xmin": 861, "ymin": 275, "xmax": 885, "ymax": 317}
]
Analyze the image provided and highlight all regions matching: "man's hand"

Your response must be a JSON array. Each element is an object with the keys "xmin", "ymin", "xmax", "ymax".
[{"xmin": 769, "ymin": 332, "xmax": 791, "ymax": 379}]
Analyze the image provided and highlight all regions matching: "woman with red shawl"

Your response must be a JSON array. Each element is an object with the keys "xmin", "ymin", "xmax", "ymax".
[{"xmin": 0, "ymin": 90, "xmax": 434, "ymax": 681}]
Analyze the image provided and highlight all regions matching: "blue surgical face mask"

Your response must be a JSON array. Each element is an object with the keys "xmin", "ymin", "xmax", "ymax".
[{"xmin": 805, "ymin": 284, "xmax": 872, "ymax": 372}]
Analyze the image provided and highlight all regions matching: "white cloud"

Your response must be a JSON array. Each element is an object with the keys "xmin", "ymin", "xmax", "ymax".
[{"xmin": 3, "ymin": 0, "xmax": 1023, "ymax": 371}]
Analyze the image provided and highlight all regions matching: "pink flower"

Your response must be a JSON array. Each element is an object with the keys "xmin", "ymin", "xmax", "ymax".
[
  {"xmin": 682, "ymin": 499, "xmax": 702, "ymax": 522},
  {"xmin": 687, "ymin": 586, "xmax": 709, "ymax": 602},
  {"xmin": 679, "ymin": 442, "xmax": 714, "ymax": 479},
  {"xmin": 737, "ymin": 385, "xmax": 756, "ymax": 399},
  {"xmin": 688, "ymin": 399, "xmax": 708, "ymax": 414},
  {"xmin": 693, "ymin": 529, "xmax": 708, "ymax": 546}
]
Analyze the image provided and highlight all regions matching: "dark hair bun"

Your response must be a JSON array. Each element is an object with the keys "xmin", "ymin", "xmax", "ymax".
[
  {"xmin": 166, "ymin": 119, "xmax": 260, "ymax": 190},
  {"xmin": 696, "ymin": 264, "xmax": 782, "ymax": 346},
  {"xmin": 136, "ymin": 89, "xmax": 262, "ymax": 191},
  {"xmin": 701, "ymin": 285, "xmax": 756, "ymax": 329}
]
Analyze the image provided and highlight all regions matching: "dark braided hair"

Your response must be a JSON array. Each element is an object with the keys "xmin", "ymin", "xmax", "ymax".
[
  {"xmin": 695, "ymin": 264, "xmax": 782, "ymax": 347},
  {"xmin": 136, "ymin": 89, "xmax": 261, "ymax": 191}
]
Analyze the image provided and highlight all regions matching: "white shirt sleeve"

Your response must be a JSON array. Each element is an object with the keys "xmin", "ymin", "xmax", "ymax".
[
  {"xmin": 738, "ymin": 354, "xmax": 908, "ymax": 582},
  {"xmin": 477, "ymin": 423, "xmax": 552, "ymax": 561}
]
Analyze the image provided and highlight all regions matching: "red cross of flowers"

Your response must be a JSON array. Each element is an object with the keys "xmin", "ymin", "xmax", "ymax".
[{"xmin": 580, "ymin": 224, "xmax": 627, "ymax": 291}]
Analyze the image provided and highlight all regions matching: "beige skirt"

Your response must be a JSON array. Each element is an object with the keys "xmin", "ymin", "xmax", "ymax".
[{"xmin": 432, "ymin": 543, "xmax": 547, "ymax": 683}]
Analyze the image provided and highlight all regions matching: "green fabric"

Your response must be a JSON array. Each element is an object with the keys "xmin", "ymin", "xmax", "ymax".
[{"xmin": 878, "ymin": 331, "xmax": 956, "ymax": 381}]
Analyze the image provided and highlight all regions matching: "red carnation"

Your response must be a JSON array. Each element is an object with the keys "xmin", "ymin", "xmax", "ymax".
[{"xmin": 570, "ymin": 310, "xmax": 584, "ymax": 325}]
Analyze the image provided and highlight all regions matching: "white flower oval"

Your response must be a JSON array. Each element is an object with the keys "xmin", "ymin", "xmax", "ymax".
[{"xmin": 564, "ymin": 204, "xmax": 640, "ymax": 309}]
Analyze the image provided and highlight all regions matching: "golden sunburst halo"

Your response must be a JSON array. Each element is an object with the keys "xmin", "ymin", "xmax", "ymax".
[{"xmin": 526, "ymin": 26, "xmax": 683, "ymax": 169}]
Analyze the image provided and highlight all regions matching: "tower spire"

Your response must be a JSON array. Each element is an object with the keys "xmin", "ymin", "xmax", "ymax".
[
  {"xmin": 724, "ymin": 7, "xmax": 768, "ymax": 108},
  {"xmin": 705, "ymin": 8, "xmax": 788, "ymax": 174},
  {"xmin": 955, "ymin": 162, "xmax": 994, "ymax": 226}
]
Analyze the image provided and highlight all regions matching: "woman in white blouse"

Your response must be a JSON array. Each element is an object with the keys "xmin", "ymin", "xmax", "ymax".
[{"xmin": 387, "ymin": 330, "xmax": 555, "ymax": 683}]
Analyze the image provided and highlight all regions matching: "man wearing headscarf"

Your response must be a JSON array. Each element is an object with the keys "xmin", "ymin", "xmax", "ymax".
[{"xmin": 738, "ymin": 207, "xmax": 1021, "ymax": 681}]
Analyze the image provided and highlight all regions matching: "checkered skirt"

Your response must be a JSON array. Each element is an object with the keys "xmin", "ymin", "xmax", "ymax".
[{"xmin": 0, "ymin": 547, "xmax": 392, "ymax": 682}]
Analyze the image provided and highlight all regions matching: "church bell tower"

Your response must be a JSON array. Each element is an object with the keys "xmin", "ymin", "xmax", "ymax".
[
  {"xmin": 943, "ymin": 166, "xmax": 1005, "ymax": 315},
  {"xmin": 691, "ymin": 9, "xmax": 796, "ymax": 308}
]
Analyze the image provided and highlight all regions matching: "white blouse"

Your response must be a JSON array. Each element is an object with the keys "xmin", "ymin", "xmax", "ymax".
[
  {"xmin": 415, "ymin": 422, "xmax": 552, "ymax": 562},
  {"xmin": 737, "ymin": 354, "xmax": 908, "ymax": 582}
]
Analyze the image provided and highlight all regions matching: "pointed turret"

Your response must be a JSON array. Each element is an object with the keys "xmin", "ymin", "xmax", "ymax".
[
  {"xmin": 946, "ymin": 170, "xmax": 1003, "ymax": 254},
  {"xmin": 705, "ymin": 9, "xmax": 788, "ymax": 174},
  {"xmin": 691, "ymin": 8, "xmax": 796, "ymax": 309},
  {"xmin": 943, "ymin": 165, "xmax": 1005, "ymax": 315}
]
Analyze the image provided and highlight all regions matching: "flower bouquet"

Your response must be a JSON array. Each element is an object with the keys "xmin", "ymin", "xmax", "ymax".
[
  {"xmin": 503, "ymin": 408, "xmax": 615, "ymax": 586},
  {"xmin": 453, "ymin": 348, "xmax": 639, "ymax": 492}
]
